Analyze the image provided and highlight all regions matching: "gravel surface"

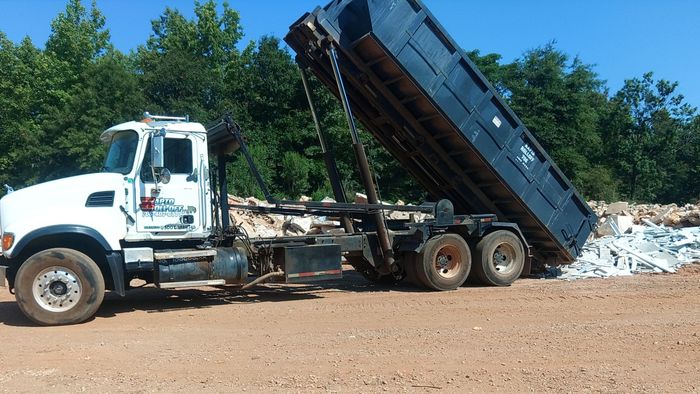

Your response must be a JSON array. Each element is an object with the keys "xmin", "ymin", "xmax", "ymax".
[{"xmin": 1, "ymin": 265, "xmax": 699, "ymax": 393}]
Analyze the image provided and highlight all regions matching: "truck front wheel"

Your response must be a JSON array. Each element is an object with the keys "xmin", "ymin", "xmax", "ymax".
[
  {"xmin": 472, "ymin": 230, "xmax": 525, "ymax": 286},
  {"xmin": 14, "ymin": 248, "xmax": 105, "ymax": 326}
]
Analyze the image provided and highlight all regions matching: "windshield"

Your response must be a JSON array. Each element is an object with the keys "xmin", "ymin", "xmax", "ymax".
[{"xmin": 103, "ymin": 131, "xmax": 139, "ymax": 174}]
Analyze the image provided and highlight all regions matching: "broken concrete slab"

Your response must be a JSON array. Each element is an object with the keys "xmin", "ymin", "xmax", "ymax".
[
  {"xmin": 613, "ymin": 215, "xmax": 635, "ymax": 234},
  {"xmin": 604, "ymin": 201, "xmax": 629, "ymax": 216}
]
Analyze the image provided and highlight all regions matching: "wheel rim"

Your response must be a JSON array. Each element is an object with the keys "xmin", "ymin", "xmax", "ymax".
[
  {"xmin": 492, "ymin": 243, "xmax": 518, "ymax": 276},
  {"xmin": 433, "ymin": 244, "xmax": 462, "ymax": 279},
  {"xmin": 32, "ymin": 266, "xmax": 82, "ymax": 312}
]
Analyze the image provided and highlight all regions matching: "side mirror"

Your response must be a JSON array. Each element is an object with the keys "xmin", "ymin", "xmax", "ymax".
[
  {"xmin": 150, "ymin": 128, "xmax": 170, "ymax": 185},
  {"xmin": 159, "ymin": 168, "xmax": 171, "ymax": 184},
  {"xmin": 151, "ymin": 128, "xmax": 166, "ymax": 169}
]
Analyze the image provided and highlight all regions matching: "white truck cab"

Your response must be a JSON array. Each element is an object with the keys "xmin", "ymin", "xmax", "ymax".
[
  {"xmin": 0, "ymin": 114, "xmax": 218, "ymax": 324},
  {"xmin": 2, "ymin": 115, "xmax": 213, "ymax": 254},
  {"xmin": 101, "ymin": 118, "xmax": 213, "ymax": 241}
]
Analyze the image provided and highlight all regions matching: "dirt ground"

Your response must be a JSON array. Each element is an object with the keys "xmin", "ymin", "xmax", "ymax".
[{"xmin": 1, "ymin": 265, "xmax": 699, "ymax": 393}]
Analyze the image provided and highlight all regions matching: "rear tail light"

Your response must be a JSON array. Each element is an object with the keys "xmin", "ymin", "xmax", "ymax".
[{"xmin": 140, "ymin": 197, "xmax": 156, "ymax": 211}]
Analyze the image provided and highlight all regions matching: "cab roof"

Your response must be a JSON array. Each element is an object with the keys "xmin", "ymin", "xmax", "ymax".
[{"xmin": 100, "ymin": 120, "xmax": 207, "ymax": 143}]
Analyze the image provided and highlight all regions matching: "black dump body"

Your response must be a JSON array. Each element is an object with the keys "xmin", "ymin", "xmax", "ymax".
[{"xmin": 285, "ymin": 0, "xmax": 596, "ymax": 264}]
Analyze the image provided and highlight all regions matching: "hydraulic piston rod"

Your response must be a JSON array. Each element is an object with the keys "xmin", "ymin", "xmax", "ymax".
[
  {"xmin": 299, "ymin": 67, "xmax": 354, "ymax": 234},
  {"xmin": 327, "ymin": 45, "xmax": 395, "ymax": 272}
]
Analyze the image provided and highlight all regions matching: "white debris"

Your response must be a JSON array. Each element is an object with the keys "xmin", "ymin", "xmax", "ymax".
[
  {"xmin": 355, "ymin": 193, "xmax": 368, "ymax": 204},
  {"xmin": 282, "ymin": 216, "xmax": 313, "ymax": 235},
  {"xmin": 588, "ymin": 200, "xmax": 700, "ymax": 228},
  {"xmin": 226, "ymin": 194, "xmax": 430, "ymax": 238},
  {"xmin": 252, "ymin": 223, "xmax": 278, "ymax": 238},
  {"xmin": 306, "ymin": 218, "xmax": 342, "ymax": 235},
  {"xmin": 553, "ymin": 223, "xmax": 700, "ymax": 280},
  {"xmin": 604, "ymin": 201, "xmax": 628, "ymax": 216}
]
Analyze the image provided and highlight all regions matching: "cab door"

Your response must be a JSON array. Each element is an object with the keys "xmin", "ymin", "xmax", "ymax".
[{"xmin": 135, "ymin": 134, "xmax": 204, "ymax": 236}]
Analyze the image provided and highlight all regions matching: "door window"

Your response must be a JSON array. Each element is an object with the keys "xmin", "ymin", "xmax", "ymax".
[{"xmin": 140, "ymin": 137, "xmax": 193, "ymax": 182}]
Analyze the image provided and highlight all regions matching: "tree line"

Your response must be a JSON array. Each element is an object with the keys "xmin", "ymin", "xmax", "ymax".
[{"xmin": 0, "ymin": 0, "xmax": 698, "ymax": 204}]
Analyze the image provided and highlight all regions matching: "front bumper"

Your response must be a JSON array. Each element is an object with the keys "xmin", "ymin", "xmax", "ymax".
[{"xmin": 0, "ymin": 265, "xmax": 6, "ymax": 287}]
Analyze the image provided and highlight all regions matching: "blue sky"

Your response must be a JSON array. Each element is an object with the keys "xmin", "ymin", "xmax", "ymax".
[{"xmin": 1, "ymin": 0, "xmax": 698, "ymax": 108}]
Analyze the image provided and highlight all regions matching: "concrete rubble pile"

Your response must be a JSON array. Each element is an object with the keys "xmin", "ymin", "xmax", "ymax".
[
  {"xmin": 227, "ymin": 193, "xmax": 429, "ymax": 238},
  {"xmin": 544, "ymin": 200, "xmax": 700, "ymax": 280},
  {"xmin": 588, "ymin": 201, "xmax": 700, "ymax": 235},
  {"xmin": 553, "ymin": 221, "xmax": 700, "ymax": 280}
]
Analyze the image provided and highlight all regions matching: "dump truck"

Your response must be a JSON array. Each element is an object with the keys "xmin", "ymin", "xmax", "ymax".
[{"xmin": 0, "ymin": 0, "xmax": 596, "ymax": 326}]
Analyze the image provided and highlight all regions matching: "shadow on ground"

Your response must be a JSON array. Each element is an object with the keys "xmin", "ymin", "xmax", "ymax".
[{"xmin": 0, "ymin": 270, "xmax": 439, "ymax": 327}]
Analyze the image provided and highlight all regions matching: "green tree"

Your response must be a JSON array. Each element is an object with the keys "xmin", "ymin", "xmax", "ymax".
[
  {"xmin": 35, "ymin": 0, "xmax": 142, "ymax": 180},
  {"xmin": 606, "ymin": 72, "xmax": 696, "ymax": 202},
  {"xmin": 226, "ymin": 36, "xmax": 338, "ymax": 200},
  {"xmin": 280, "ymin": 151, "xmax": 311, "ymax": 198},
  {"xmin": 466, "ymin": 49, "xmax": 510, "ymax": 96},
  {"xmin": 45, "ymin": 0, "xmax": 110, "ymax": 85},
  {"xmin": 502, "ymin": 43, "xmax": 615, "ymax": 199},
  {"xmin": 226, "ymin": 144, "xmax": 275, "ymax": 200},
  {"xmin": 680, "ymin": 116, "xmax": 700, "ymax": 202},
  {"xmin": 137, "ymin": 1, "xmax": 243, "ymax": 121},
  {"xmin": 43, "ymin": 52, "xmax": 145, "ymax": 178},
  {"xmin": 0, "ymin": 35, "xmax": 47, "ymax": 188}
]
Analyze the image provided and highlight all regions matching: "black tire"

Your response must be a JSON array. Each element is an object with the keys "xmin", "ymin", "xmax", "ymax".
[
  {"xmin": 402, "ymin": 252, "xmax": 425, "ymax": 288},
  {"xmin": 414, "ymin": 234, "xmax": 471, "ymax": 291},
  {"xmin": 14, "ymin": 248, "xmax": 105, "ymax": 326},
  {"xmin": 472, "ymin": 230, "xmax": 525, "ymax": 286}
]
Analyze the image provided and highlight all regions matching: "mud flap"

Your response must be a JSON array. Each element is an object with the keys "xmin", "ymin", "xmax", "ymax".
[
  {"xmin": 106, "ymin": 253, "xmax": 125, "ymax": 296},
  {"xmin": 274, "ymin": 244, "xmax": 342, "ymax": 284}
]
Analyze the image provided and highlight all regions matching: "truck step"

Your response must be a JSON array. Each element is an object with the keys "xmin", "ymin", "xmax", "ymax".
[
  {"xmin": 157, "ymin": 279, "xmax": 226, "ymax": 289},
  {"xmin": 154, "ymin": 249, "xmax": 217, "ymax": 260}
]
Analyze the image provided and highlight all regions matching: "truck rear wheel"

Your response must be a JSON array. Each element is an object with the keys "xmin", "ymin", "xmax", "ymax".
[
  {"xmin": 472, "ymin": 230, "xmax": 525, "ymax": 286},
  {"xmin": 413, "ymin": 234, "xmax": 471, "ymax": 291},
  {"xmin": 14, "ymin": 248, "xmax": 105, "ymax": 326}
]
